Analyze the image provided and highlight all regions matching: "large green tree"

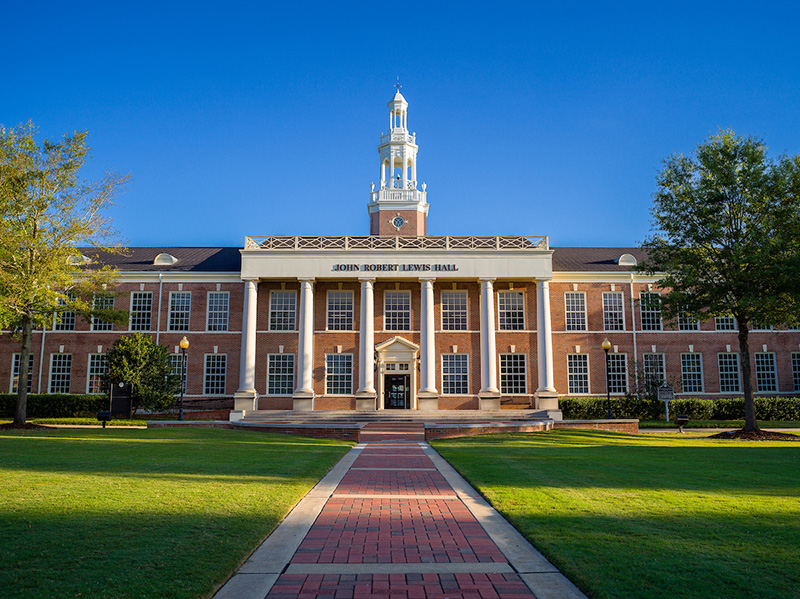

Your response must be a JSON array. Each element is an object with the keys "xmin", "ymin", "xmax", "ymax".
[
  {"xmin": 0, "ymin": 122, "xmax": 129, "ymax": 425},
  {"xmin": 639, "ymin": 131, "xmax": 800, "ymax": 432},
  {"xmin": 103, "ymin": 333, "xmax": 181, "ymax": 414}
]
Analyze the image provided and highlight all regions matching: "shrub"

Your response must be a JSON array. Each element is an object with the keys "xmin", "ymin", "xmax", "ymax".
[{"xmin": 0, "ymin": 394, "xmax": 109, "ymax": 418}]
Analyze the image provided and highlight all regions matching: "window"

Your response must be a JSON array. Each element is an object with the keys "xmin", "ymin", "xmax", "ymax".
[
  {"xmin": 643, "ymin": 353, "xmax": 666, "ymax": 386},
  {"xmin": 204, "ymin": 354, "xmax": 227, "ymax": 395},
  {"xmin": 603, "ymin": 292, "xmax": 625, "ymax": 331},
  {"xmin": 441, "ymin": 291, "xmax": 468, "ymax": 331},
  {"xmin": 755, "ymin": 352, "xmax": 778, "ymax": 392},
  {"xmin": 681, "ymin": 353, "xmax": 704, "ymax": 393},
  {"xmin": 325, "ymin": 354, "xmax": 353, "ymax": 395},
  {"xmin": 751, "ymin": 323, "xmax": 773, "ymax": 331},
  {"xmin": 49, "ymin": 354, "xmax": 72, "ymax": 394},
  {"xmin": 567, "ymin": 354, "xmax": 589, "ymax": 394},
  {"xmin": 640, "ymin": 292, "xmax": 662, "ymax": 331},
  {"xmin": 206, "ymin": 292, "xmax": 229, "ymax": 331},
  {"xmin": 267, "ymin": 354, "xmax": 295, "ymax": 395},
  {"xmin": 718, "ymin": 353, "xmax": 741, "ymax": 393},
  {"xmin": 498, "ymin": 291, "xmax": 525, "ymax": 330},
  {"xmin": 499, "ymin": 353, "xmax": 527, "ymax": 394},
  {"xmin": 565, "ymin": 292, "xmax": 586, "ymax": 331},
  {"xmin": 384, "ymin": 291, "xmax": 411, "ymax": 331},
  {"xmin": 168, "ymin": 291, "xmax": 191, "ymax": 331},
  {"xmin": 442, "ymin": 354, "xmax": 469, "ymax": 394},
  {"xmin": 170, "ymin": 354, "xmax": 187, "ymax": 393},
  {"xmin": 792, "ymin": 353, "xmax": 800, "ymax": 392},
  {"xmin": 327, "ymin": 291, "xmax": 354, "ymax": 330},
  {"xmin": 54, "ymin": 293, "xmax": 76, "ymax": 331},
  {"xmin": 11, "ymin": 354, "xmax": 33, "ymax": 393},
  {"xmin": 92, "ymin": 295, "xmax": 114, "ymax": 331},
  {"xmin": 678, "ymin": 310, "xmax": 700, "ymax": 331},
  {"xmin": 269, "ymin": 291, "xmax": 296, "ymax": 331},
  {"xmin": 715, "ymin": 316, "xmax": 736, "ymax": 331},
  {"xmin": 87, "ymin": 354, "xmax": 108, "ymax": 394},
  {"xmin": 130, "ymin": 292, "xmax": 153, "ymax": 331},
  {"xmin": 607, "ymin": 353, "xmax": 628, "ymax": 394}
]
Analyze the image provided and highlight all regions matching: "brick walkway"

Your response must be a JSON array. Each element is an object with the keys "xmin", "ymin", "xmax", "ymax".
[{"xmin": 215, "ymin": 424, "xmax": 587, "ymax": 599}]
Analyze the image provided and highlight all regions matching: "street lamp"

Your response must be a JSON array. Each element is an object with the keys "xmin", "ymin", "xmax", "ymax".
[
  {"xmin": 602, "ymin": 338, "xmax": 613, "ymax": 419},
  {"xmin": 178, "ymin": 336, "xmax": 189, "ymax": 421}
]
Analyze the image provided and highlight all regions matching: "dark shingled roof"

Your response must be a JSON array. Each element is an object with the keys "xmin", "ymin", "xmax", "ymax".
[
  {"xmin": 81, "ymin": 247, "xmax": 242, "ymax": 272},
  {"xmin": 551, "ymin": 247, "xmax": 647, "ymax": 272}
]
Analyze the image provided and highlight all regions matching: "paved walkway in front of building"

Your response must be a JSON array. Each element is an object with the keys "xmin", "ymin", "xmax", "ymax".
[{"xmin": 214, "ymin": 423, "xmax": 587, "ymax": 599}]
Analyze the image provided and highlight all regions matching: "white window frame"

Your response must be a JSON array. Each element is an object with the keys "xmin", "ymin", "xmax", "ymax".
[
  {"xmin": 269, "ymin": 290, "xmax": 297, "ymax": 331},
  {"xmin": 326, "ymin": 290, "xmax": 354, "ymax": 331},
  {"xmin": 441, "ymin": 353, "xmax": 469, "ymax": 395},
  {"xmin": 206, "ymin": 291, "xmax": 230, "ymax": 332},
  {"xmin": 602, "ymin": 291, "xmax": 625, "ymax": 331},
  {"xmin": 53, "ymin": 292, "xmax": 76, "ymax": 331},
  {"xmin": 384, "ymin": 290, "xmax": 411, "ymax": 331},
  {"xmin": 92, "ymin": 294, "xmax": 114, "ymax": 331},
  {"xmin": 678, "ymin": 310, "xmax": 700, "ymax": 331},
  {"xmin": 754, "ymin": 352, "xmax": 778, "ymax": 392},
  {"xmin": 86, "ymin": 353, "xmax": 108, "ymax": 394},
  {"xmin": 49, "ymin": 353, "xmax": 72, "ymax": 394},
  {"xmin": 567, "ymin": 354, "xmax": 590, "ymax": 395},
  {"xmin": 718, "ymin": 353, "xmax": 741, "ymax": 393},
  {"xmin": 441, "ymin": 290, "xmax": 468, "ymax": 331},
  {"xmin": 792, "ymin": 352, "xmax": 800, "ymax": 392},
  {"xmin": 168, "ymin": 291, "xmax": 192, "ymax": 331},
  {"xmin": 267, "ymin": 354, "xmax": 295, "ymax": 395},
  {"xmin": 606, "ymin": 353, "xmax": 628, "ymax": 394},
  {"xmin": 203, "ymin": 354, "xmax": 227, "ymax": 396},
  {"xmin": 715, "ymin": 316, "xmax": 737, "ymax": 331},
  {"xmin": 10, "ymin": 354, "xmax": 34, "ymax": 394},
  {"xmin": 129, "ymin": 291, "xmax": 153, "ymax": 331},
  {"xmin": 564, "ymin": 292, "xmax": 587, "ymax": 331},
  {"xmin": 680, "ymin": 353, "xmax": 704, "ymax": 393},
  {"xmin": 498, "ymin": 290, "xmax": 525, "ymax": 331},
  {"xmin": 325, "ymin": 353, "xmax": 353, "ymax": 395},
  {"xmin": 640, "ymin": 292, "xmax": 662, "ymax": 331},
  {"xmin": 499, "ymin": 353, "xmax": 527, "ymax": 394},
  {"xmin": 642, "ymin": 353, "xmax": 666, "ymax": 386}
]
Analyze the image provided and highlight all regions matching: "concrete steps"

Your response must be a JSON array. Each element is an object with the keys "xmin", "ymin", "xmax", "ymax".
[{"xmin": 241, "ymin": 409, "xmax": 559, "ymax": 423}]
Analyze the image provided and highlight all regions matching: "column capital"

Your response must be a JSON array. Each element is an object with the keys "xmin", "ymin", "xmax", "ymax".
[
  {"xmin": 418, "ymin": 276, "xmax": 436, "ymax": 283},
  {"xmin": 358, "ymin": 276, "xmax": 376, "ymax": 283},
  {"xmin": 479, "ymin": 277, "xmax": 496, "ymax": 284},
  {"xmin": 298, "ymin": 277, "xmax": 315, "ymax": 283},
  {"xmin": 241, "ymin": 277, "xmax": 259, "ymax": 282}
]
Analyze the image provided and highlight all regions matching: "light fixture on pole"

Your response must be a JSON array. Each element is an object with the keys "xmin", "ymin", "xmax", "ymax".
[
  {"xmin": 178, "ymin": 336, "xmax": 189, "ymax": 421},
  {"xmin": 602, "ymin": 338, "xmax": 613, "ymax": 419}
]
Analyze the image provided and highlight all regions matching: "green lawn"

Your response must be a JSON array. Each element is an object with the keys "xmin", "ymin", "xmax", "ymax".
[
  {"xmin": 433, "ymin": 430, "xmax": 800, "ymax": 599},
  {"xmin": 0, "ymin": 427, "xmax": 353, "ymax": 599}
]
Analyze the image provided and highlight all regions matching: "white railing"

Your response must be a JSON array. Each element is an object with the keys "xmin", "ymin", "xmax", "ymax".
[
  {"xmin": 380, "ymin": 132, "xmax": 416, "ymax": 144},
  {"xmin": 245, "ymin": 235, "xmax": 549, "ymax": 251},
  {"xmin": 369, "ymin": 189, "xmax": 425, "ymax": 203}
]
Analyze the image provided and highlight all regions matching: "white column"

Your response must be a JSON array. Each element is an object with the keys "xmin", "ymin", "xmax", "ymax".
[
  {"xmin": 237, "ymin": 279, "xmax": 258, "ymax": 394},
  {"xmin": 402, "ymin": 155, "xmax": 408, "ymax": 189},
  {"xmin": 295, "ymin": 278, "xmax": 315, "ymax": 396},
  {"xmin": 356, "ymin": 278, "xmax": 376, "ymax": 396},
  {"xmin": 536, "ymin": 279, "xmax": 558, "ymax": 406},
  {"xmin": 419, "ymin": 277, "xmax": 438, "ymax": 395},
  {"xmin": 380, "ymin": 160, "xmax": 386, "ymax": 189},
  {"xmin": 479, "ymin": 278, "xmax": 499, "ymax": 395},
  {"xmin": 411, "ymin": 159, "xmax": 417, "ymax": 188}
]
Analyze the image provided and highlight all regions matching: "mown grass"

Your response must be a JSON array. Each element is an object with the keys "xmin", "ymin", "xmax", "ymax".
[
  {"xmin": 433, "ymin": 430, "xmax": 800, "ymax": 599},
  {"xmin": 0, "ymin": 417, "xmax": 146, "ymax": 426},
  {"xmin": 0, "ymin": 427, "xmax": 353, "ymax": 599},
  {"xmin": 638, "ymin": 419, "xmax": 800, "ymax": 429}
]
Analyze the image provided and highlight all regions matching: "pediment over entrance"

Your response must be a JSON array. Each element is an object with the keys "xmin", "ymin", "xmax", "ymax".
[{"xmin": 375, "ymin": 336, "xmax": 419, "ymax": 360}]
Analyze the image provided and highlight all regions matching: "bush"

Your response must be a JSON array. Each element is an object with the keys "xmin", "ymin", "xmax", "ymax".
[{"xmin": 0, "ymin": 394, "xmax": 109, "ymax": 418}]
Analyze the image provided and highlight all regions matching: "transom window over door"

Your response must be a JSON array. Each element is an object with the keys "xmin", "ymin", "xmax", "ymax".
[{"xmin": 384, "ymin": 291, "xmax": 411, "ymax": 331}]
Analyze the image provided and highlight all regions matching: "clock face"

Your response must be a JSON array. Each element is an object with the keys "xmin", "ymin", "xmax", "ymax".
[{"xmin": 392, "ymin": 216, "xmax": 405, "ymax": 229}]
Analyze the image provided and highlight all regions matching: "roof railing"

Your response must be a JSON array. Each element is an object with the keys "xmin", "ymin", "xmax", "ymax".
[{"xmin": 244, "ymin": 235, "xmax": 548, "ymax": 251}]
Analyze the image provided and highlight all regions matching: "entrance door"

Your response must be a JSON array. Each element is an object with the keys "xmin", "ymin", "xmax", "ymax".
[{"xmin": 385, "ymin": 374, "xmax": 410, "ymax": 409}]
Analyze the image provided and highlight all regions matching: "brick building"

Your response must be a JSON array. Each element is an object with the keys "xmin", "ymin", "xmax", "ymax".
[{"xmin": 3, "ymin": 90, "xmax": 799, "ymax": 419}]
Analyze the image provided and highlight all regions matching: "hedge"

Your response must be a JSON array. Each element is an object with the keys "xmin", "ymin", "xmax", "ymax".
[
  {"xmin": 559, "ymin": 396, "xmax": 800, "ymax": 421},
  {"xmin": 0, "ymin": 394, "xmax": 109, "ymax": 418}
]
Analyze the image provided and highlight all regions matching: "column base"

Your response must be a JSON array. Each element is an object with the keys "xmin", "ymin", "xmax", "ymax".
[
  {"xmin": 417, "ymin": 394, "xmax": 439, "ymax": 410},
  {"xmin": 293, "ymin": 392, "xmax": 315, "ymax": 411},
  {"xmin": 229, "ymin": 410, "xmax": 246, "ymax": 422},
  {"xmin": 355, "ymin": 393, "xmax": 377, "ymax": 411},
  {"xmin": 233, "ymin": 391, "xmax": 257, "ymax": 413},
  {"xmin": 478, "ymin": 391, "xmax": 502, "ymax": 411},
  {"xmin": 534, "ymin": 389, "xmax": 559, "ymax": 411}
]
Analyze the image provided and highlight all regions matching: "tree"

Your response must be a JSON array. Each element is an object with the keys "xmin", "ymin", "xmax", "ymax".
[
  {"xmin": 104, "ymin": 333, "xmax": 182, "ymax": 414},
  {"xmin": 0, "ymin": 122, "xmax": 130, "ymax": 425},
  {"xmin": 638, "ymin": 131, "xmax": 800, "ymax": 433}
]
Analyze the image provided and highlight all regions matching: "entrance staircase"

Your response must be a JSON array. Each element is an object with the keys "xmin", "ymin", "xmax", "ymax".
[{"xmin": 240, "ymin": 409, "xmax": 558, "ymax": 423}]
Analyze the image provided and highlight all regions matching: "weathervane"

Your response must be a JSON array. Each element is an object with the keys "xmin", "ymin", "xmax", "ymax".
[{"xmin": 395, "ymin": 76, "xmax": 402, "ymax": 92}]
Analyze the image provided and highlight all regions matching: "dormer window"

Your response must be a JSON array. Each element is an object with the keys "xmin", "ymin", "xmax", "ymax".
[{"xmin": 153, "ymin": 253, "xmax": 178, "ymax": 266}]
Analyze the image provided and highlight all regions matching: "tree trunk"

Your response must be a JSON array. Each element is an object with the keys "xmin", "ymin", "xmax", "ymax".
[
  {"xmin": 738, "ymin": 324, "xmax": 760, "ymax": 432},
  {"xmin": 14, "ymin": 316, "xmax": 34, "ymax": 426}
]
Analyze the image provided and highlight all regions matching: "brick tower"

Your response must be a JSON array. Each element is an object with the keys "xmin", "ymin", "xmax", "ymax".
[{"xmin": 368, "ymin": 86, "xmax": 429, "ymax": 236}]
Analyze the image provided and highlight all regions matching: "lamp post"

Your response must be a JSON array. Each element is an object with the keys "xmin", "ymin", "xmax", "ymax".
[
  {"xmin": 178, "ymin": 336, "xmax": 189, "ymax": 421},
  {"xmin": 602, "ymin": 338, "xmax": 613, "ymax": 419}
]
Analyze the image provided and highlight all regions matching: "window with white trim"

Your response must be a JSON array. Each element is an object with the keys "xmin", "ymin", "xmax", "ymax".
[
  {"xmin": 678, "ymin": 310, "xmax": 700, "ymax": 331},
  {"xmin": 325, "ymin": 354, "xmax": 353, "ymax": 395},
  {"xmin": 640, "ymin": 292, "xmax": 662, "ymax": 331},
  {"xmin": 607, "ymin": 353, "xmax": 628, "ymax": 394},
  {"xmin": 718, "ymin": 353, "xmax": 741, "ymax": 393},
  {"xmin": 643, "ymin": 353, "xmax": 666, "ymax": 386},
  {"xmin": 498, "ymin": 291, "xmax": 525, "ymax": 331},
  {"xmin": 441, "ymin": 291, "xmax": 468, "ymax": 331},
  {"xmin": 751, "ymin": 323, "xmax": 773, "ymax": 331},
  {"xmin": 499, "ymin": 353, "xmax": 527, "ymax": 394},
  {"xmin": 168, "ymin": 291, "xmax": 191, "ymax": 331},
  {"xmin": 567, "ymin": 354, "xmax": 589, "ymax": 394},
  {"xmin": 384, "ymin": 291, "xmax": 411, "ymax": 331},
  {"xmin": 170, "ymin": 354, "xmax": 187, "ymax": 393},
  {"xmin": 54, "ymin": 293, "xmax": 76, "ymax": 331},
  {"xmin": 204, "ymin": 354, "xmax": 227, "ymax": 395},
  {"xmin": 442, "ymin": 354, "xmax": 469, "ymax": 394},
  {"xmin": 206, "ymin": 292, "xmax": 229, "ymax": 331},
  {"xmin": 602, "ymin": 292, "xmax": 624, "ymax": 331},
  {"xmin": 755, "ymin": 352, "xmax": 778, "ymax": 392},
  {"xmin": 269, "ymin": 291, "xmax": 296, "ymax": 330},
  {"xmin": 87, "ymin": 354, "xmax": 108, "ymax": 394},
  {"xmin": 327, "ymin": 291, "xmax": 354, "ymax": 330},
  {"xmin": 11, "ymin": 354, "xmax": 33, "ymax": 393},
  {"xmin": 565, "ymin": 292, "xmax": 586, "ymax": 331},
  {"xmin": 267, "ymin": 354, "xmax": 295, "ymax": 395},
  {"xmin": 130, "ymin": 292, "xmax": 153, "ymax": 331},
  {"xmin": 715, "ymin": 316, "xmax": 736, "ymax": 331},
  {"xmin": 792, "ymin": 352, "xmax": 800, "ymax": 391},
  {"xmin": 49, "ymin": 354, "xmax": 72, "ymax": 394},
  {"xmin": 92, "ymin": 295, "xmax": 114, "ymax": 331},
  {"xmin": 680, "ymin": 353, "xmax": 704, "ymax": 393}
]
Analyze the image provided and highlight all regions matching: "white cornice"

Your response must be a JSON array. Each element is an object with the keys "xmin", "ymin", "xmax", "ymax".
[
  {"xmin": 552, "ymin": 271, "xmax": 660, "ymax": 284},
  {"xmin": 115, "ymin": 272, "xmax": 242, "ymax": 283}
]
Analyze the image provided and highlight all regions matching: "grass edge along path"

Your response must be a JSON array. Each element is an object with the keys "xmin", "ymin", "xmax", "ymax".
[
  {"xmin": 0, "ymin": 427, "xmax": 353, "ymax": 599},
  {"xmin": 432, "ymin": 430, "xmax": 800, "ymax": 599}
]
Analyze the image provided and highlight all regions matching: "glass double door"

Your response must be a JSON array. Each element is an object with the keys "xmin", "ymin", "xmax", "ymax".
[{"xmin": 384, "ymin": 374, "xmax": 411, "ymax": 409}]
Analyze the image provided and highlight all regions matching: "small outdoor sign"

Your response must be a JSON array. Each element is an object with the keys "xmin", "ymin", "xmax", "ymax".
[{"xmin": 658, "ymin": 384, "xmax": 675, "ymax": 421}]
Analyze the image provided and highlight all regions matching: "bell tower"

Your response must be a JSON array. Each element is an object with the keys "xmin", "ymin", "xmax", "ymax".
[{"xmin": 368, "ymin": 85, "xmax": 429, "ymax": 236}]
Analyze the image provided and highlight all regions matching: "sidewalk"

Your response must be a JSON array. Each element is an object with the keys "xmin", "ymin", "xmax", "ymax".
[{"xmin": 215, "ymin": 423, "xmax": 586, "ymax": 599}]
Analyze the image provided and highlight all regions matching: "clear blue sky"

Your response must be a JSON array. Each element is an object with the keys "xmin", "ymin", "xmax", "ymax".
[{"xmin": 4, "ymin": 1, "xmax": 799, "ymax": 248}]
